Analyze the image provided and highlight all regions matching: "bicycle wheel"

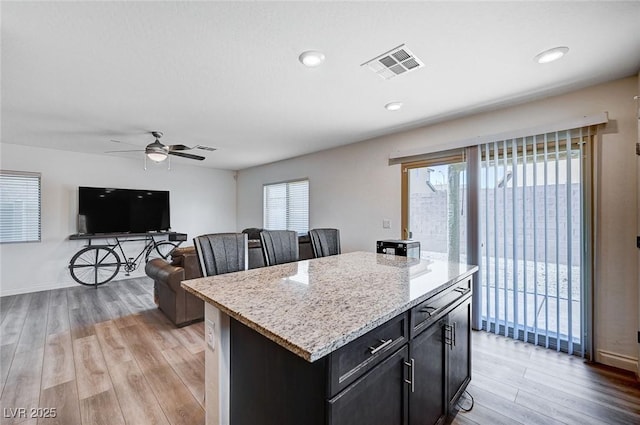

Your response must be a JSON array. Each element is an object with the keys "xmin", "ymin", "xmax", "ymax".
[
  {"xmin": 145, "ymin": 241, "xmax": 178, "ymax": 262},
  {"xmin": 69, "ymin": 246, "xmax": 121, "ymax": 286}
]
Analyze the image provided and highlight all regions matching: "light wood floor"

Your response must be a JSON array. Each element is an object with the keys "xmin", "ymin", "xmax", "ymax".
[
  {"xmin": 1, "ymin": 278, "xmax": 639, "ymax": 425},
  {"xmin": 0, "ymin": 278, "xmax": 205, "ymax": 425},
  {"xmin": 450, "ymin": 332, "xmax": 640, "ymax": 425}
]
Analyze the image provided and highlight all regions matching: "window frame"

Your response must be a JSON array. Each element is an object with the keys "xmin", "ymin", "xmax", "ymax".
[
  {"xmin": 0, "ymin": 170, "xmax": 42, "ymax": 244},
  {"xmin": 262, "ymin": 178, "xmax": 309, "ymax": 235}
]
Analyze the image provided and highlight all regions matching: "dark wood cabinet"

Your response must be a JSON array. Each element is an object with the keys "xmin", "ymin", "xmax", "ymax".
[
  {"xmin": 409, "ymin": 293, "xmax": 472, "ymax": 425},
  {"xmin": 328, "ymin": 346, "xmax": 409, "ymax": 425},
  {"xmin": 409, "ymin": 318, "xmax": 446, "ymax": 425},
  {"xmin": 446, "ymin": 297, "xmax": 471, "ymax": 410},
  {"xmin": 227, "ymin": 277, "xmax": 472, "ymax": 425}
]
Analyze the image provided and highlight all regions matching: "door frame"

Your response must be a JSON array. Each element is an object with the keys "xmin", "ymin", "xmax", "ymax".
[{"xmin": 400, "ymin": 154, "xmax": 465, "ymax": 240}]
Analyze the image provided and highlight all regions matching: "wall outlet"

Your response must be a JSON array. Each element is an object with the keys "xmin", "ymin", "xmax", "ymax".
[
  {"xmin": 383, "ymin": 219, "xmax": 391, "ymax": 229},
  {"xmin": 206, "ymin": 319, "xmax": 215, "ymax": 351}
]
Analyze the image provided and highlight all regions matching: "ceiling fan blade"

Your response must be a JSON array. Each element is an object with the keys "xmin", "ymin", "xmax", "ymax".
[
  {"xmin": 195, "ymin": 145, "xmax": 217, "ymax": 152},
  {"xmin": 105, "ymin": 149, "xmax": 144, "ymax": 153},
  {"xmin": 168, "ymin": 151, "xmax": 205, "ymax": 161},
  {"xmin": 110, "ymin": 139, "xmax": 141, "ymax": 147},
  {"xmin": 167, "ymin": 144, "xmax": 191, "ymax": 151}
]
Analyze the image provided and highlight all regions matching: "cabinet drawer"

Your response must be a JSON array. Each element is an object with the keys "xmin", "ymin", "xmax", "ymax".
[
  {"xmin": 327, "ymin": 345, "xmax": 409, "ymax": 425},
  {"xmin": 328, "ymin": 313, "xmax": 408, "ymax": 396},
  {"xmin": 411, "ymin": 278, "xmax": 471, "ymax": 338}
]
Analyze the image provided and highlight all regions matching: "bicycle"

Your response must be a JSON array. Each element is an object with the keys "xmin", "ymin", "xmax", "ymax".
[{"xmin": 68, "ymin": 232, "xmax": 186, "ymax": 286}]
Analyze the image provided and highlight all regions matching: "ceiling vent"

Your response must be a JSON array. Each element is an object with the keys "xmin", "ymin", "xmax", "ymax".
[{"xmin": 362, "ymin": 44, "xmax": 424, "ymax": 80}]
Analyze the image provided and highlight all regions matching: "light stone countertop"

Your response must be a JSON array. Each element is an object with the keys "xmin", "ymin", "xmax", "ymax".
[{"xmin": 182, "ymin": 251, "xmax": 477, "ymax": 362}]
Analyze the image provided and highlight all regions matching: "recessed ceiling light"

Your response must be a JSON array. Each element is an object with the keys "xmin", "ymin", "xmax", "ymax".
[
  {"xmin": 385, "ymin": 102, "xmax": 403, "ymax": 111},
  {"xmin": 534, "ymin": 46, "xmax": 569, "ymax": 64},
  {"xmin": 299, "ymin": 50, "xmax": 325, "ymax": 67}
]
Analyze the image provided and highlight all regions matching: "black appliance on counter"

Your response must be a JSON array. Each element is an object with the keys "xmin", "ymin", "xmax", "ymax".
[{"xmin": 376, "ymin": 239, "xmax": 420, "ymax": 259}]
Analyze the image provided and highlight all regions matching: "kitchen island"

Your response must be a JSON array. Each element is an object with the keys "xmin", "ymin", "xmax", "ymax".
[{"xmin": 182, "ymin": 251, "xmax": 477, "ymax": 425}]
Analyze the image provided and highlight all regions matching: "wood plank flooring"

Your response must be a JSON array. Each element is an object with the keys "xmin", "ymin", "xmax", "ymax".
[
  {"xmin": 449, "ymin": 331, "xmax": 640, "ymax": 425},
  {"xmin": 0, "ymin": 278, "xmax": 204, "ymax": 425},
  {"xmin": 1, "ymin": 278, "xmax": 639, "ymax": 425}
]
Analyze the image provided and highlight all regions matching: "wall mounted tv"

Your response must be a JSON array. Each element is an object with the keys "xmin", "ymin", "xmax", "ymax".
[{"xmin": 78, "ymin": 187, "xmax": 170, "ymax": 234}]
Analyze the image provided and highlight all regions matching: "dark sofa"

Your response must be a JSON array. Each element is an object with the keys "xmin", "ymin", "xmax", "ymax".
[
  {"xmin": 145, "ymin": 246, "xmax": 204, "ymax": 327},
  {"xmin": 145, "ymin": 234, "xmax": 313, "ymax": 326}
]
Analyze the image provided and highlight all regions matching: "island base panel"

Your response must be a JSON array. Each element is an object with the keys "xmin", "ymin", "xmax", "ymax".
[
  {"xmin": 229, "ymin": 318, "xmax": 327, "ymax": 425},
  {"xmin": 205, "ymin": 303, "xmax": 231, "ymax": 425}
]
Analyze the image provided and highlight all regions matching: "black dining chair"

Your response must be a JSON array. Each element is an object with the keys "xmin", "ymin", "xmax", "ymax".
[
  {"xmin": 309, "ymin": 228, "xmax": 341, "ymax": 258},
  {"xmin": 260, "ymin": 230, "xmax": 299, "ymax": 266},
  {"xmin": 193, "ymin": 233, "xmax": 248, "ymax": 276}
]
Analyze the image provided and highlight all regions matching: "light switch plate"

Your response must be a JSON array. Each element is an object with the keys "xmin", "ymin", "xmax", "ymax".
[
  {"xmin": 206, "ymin": 319, "xmax": 215, "ymax": 351},
  {"xmin": 383, "ymin": 219, "xmax": 391, "ymax": 229}
]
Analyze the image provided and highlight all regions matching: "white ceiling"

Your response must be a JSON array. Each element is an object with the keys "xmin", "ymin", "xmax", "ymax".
[{"xmin": 2, "ymin": 1, "xmax": 639, "ymax": 170}]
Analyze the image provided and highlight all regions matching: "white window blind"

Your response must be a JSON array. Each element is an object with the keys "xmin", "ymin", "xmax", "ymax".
[
  {"xmin": 263, "ymin": 179, "xmax": 309, "ymax": 235},
  {"xmin": 479, "ymin": 127, "xmax": 592, "ymax": 356},
  {"xmin": 0, "ymin": 171, "xmax": 41, "ymax": 243}
]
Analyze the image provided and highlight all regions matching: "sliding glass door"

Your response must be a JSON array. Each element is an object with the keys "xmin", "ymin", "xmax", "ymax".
[
  {"xmin": 401, "ymin": 128, "xmax": 592, "ymax": 357},
  {"xmin": 479, "ymin": 131, "xmax": 590, "ymax": 356}
]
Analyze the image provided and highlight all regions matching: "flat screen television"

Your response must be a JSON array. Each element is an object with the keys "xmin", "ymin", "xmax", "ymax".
[{"xmin": 78, "ymin": 186, "xmax": 170, "ymax": 234}]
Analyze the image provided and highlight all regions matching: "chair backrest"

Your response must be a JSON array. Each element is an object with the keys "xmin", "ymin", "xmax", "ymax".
[
  {"xmin": 309, "ymin": 228, "xmax": 341, "ymax": 258},
  {"xmin": 260, "ymin": 230, "xmax": 299, "ymax": 266},
  {"xmin": 193, "ymin": 233, "xmax": 248, "ymax": 277}
]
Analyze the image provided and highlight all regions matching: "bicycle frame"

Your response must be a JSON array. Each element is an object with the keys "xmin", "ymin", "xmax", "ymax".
[
  {"xmin": 68, "ymin": 231, "xmax": 186, "ymax": 286},
  {"xmin": 84, "ymin": 234, "xmax": 164, "ymax": 272}
]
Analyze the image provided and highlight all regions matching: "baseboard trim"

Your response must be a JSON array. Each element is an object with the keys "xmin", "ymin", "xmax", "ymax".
[
  {"xmin": 0, "ymin": 272, "xmax": 149, "ymax": 297},
  {"xmin": 0, "ymin": 281, "xmax": 78, "ymax": 297},
  {"xmin": 596, "ymin": 349, "xmax": 639, "ymax": 373}
]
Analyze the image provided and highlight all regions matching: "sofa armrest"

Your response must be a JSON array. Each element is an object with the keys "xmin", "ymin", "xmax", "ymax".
[{"xmin": 145, "ymin": 258, "xmax": 186, "ymax": 292}]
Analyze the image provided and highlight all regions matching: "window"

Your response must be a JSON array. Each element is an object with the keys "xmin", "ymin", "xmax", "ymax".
[
  {"xmin": 263, "ymin": 179, "xmax": 309, "ymax": 235},
  {"xmin": 0, "ymin": 170, "xmax": 41, "ymax": 243}
]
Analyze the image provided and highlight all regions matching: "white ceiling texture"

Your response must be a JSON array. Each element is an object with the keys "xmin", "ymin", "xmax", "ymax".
[{"xmin": 2, "ymin": 1, "xmax": 640, "ymax": 170}]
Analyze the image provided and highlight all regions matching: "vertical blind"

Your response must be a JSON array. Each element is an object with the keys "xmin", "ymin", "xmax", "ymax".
[
  {"xmin": 263, "ymin": 179, "xmax": 309, "ymax": 235},
  {"xmin": 479, "ymin": 127, "xmax": 592, "ymax": 356},
  {"xmin": 0, "ymin": 170, "xmax": 41, "ymax": 243}
]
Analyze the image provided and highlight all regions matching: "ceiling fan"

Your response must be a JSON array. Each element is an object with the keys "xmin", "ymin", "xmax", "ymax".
[{"xmin": 106, "ymin": 131, "xmax": 216, "ymax": 162}]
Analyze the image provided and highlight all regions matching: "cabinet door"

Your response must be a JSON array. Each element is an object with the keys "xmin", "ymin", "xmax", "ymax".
[
  {"xmin": 409, "ymin": 318, "xmax": 446, "ymax": 425},
  {"xmin": 446, "ymin": 297, "xmax": 471, "ymax": 410},
  {"xmin": 328, "ymin": 346, "xmax": 409, "ymax": 425}
]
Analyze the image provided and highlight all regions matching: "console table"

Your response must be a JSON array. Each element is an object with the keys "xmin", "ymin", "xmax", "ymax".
[
  {"xmin": 182, "ymin": 252, "xmax": 477, "ymax": 425},
  {"xmin": 67, "ymin": 231, "xmax": 187, "ymax": 286},
  {"xmin": 69, "ymin": 231, "xmax": 187, "ymax": 242}
]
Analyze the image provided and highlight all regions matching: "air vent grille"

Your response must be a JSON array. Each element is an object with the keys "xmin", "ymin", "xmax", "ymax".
[{"xmin": 362, "ymin": 44, "xmax": 424, "ymax": 80}]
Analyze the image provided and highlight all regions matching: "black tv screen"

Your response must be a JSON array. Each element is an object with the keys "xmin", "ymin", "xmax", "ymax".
[{"xmin": 78, "ymin": 187, "xmax": 170, "ymax": 234}]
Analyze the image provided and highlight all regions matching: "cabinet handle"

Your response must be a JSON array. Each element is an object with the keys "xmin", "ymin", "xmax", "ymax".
[
  {"xmin": 368, "ymin": 338, "xmax": 393, "ymax": 355},
  {"xmin": 419, "ymin": 305, "xmax": 437, "ymax": 316},
  {"xmin": 444, "ymin": 324, "xmax": 453, "ymax": 349},
  {"xmin": 453, "ymin": 322, "xmax": 457, "ymax": 347},
  {"xmin": 404, "ymin": 358, "xmax": 415, "ymax": 393},
  {"xmin": 453, "ymin": 287, "xmax": 471, "ymax": 296}
]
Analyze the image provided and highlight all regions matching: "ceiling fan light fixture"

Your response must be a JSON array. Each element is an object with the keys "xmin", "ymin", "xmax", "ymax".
[
  {"xmin": 146, "ymin": 144, "xmax": 168, "ymax": 162},
  {"xmin": 534, "ymin": 46, "xmax": 569, "ymax": 64},
  {"xmin": 147, "ymin": 151, "xmax": 168, "ymax": 162}
]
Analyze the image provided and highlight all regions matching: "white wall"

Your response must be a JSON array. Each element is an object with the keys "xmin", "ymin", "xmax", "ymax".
[
  {"xmin": 237, "ymin": 76, "xmax": 639, "ymax": 372},
  {"xmin": 0, "ymin": 143, "xmax": 236, "ymax": 296}
]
